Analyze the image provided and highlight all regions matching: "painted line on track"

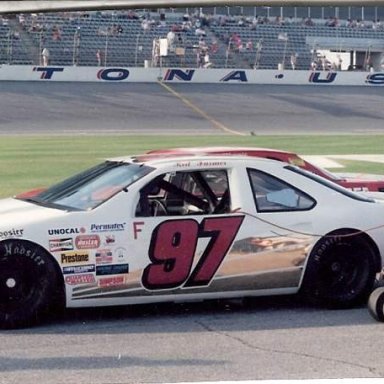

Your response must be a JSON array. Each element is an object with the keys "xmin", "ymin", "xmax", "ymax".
[{"xmin": 157, "ymin": 80, "xmax": 247, "ymax": 136}]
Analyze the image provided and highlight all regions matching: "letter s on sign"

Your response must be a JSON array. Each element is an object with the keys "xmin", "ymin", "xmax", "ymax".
[{"xmin": 97, "ymin": 68, "xmax": 130, "ymax": 81}]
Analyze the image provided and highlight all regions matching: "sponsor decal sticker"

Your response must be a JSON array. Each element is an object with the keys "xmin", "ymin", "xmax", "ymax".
[
  {"xmin": 0, "ymin": 228, "xmax": 24, "ymax": 239},
  {"xmin": 49, "ymin": 238, "xmax": 74, "ymax": 252},
  {"xmin": 96, "ymin": 264, "xmax": 129, "ymax": 276},
  {"xmin": 75, "ymin": 235, "xmax": 100, "ymax": 250},
  {"xmin": 95, "ymin": 249, "xmax": 113, "ymax": 264},
  {"xmin": 65, "ymin": 274, "xmax": 96, "ymax": 285},
  {"xmin": 104, "ymin": 235, "xmax": 115, "ymax": 245},
  {"xmin": 115, "ymin": 247, "xmax": 128, "ymax": 263},
  {"xmin": 90, "ymin": 223, "xmax": 126, "ymax": 233},
  {"xmin": 48, "ymin": 227, "xmax": 85, "ymax": 236},
  {"xmin": 61, "ymin": 251, "xmax": 89, "ymax": 265},
  {"xmin": 63, "ymin": 264, "xmax": 95, "ymax": 274},
  {"xmin": 98, "ymin": 275, "xmax": 127, "ymax": 288}
]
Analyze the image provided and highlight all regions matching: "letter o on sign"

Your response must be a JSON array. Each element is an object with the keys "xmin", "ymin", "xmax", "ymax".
[{"xmin": 97, "ymin": 68, "xmax": 129, "ymax": 81}]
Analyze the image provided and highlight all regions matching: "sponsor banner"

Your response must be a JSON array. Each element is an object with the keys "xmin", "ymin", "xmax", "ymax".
[
  {"xmin": 96, "ymin": 264, "xmax": 129, "ymax": 276},
  {"xmin": 49, "ymin": 238, "xmax": 74, "ymax": 252},
  {"xmin": 0, "ymin": 65, "xmax": 381, "ymax": 85},
  {"xmin": 95, "ymin": 249, "xmax": 113, "ymax": 264},
  {"xmin": 0, "ymin": 228, "xmax": 24, "ymax": 239},
  {"xmin": 65, "ymin": 274, "xmax": 96, "ymax": 285},
  {"xmin": 75, "ymin": 235, "xmax": 100, "ymax": 250},
  {"xmin": 61, "ymin": 251, "xmax": 89, "ymax": 265},
  {"xmin": 63, "ymin": 264, "xmax": 95, "ymax": 274},
  {"xmin": 90, "ymin": 223, "xmax": 126, "ymax": 233}
]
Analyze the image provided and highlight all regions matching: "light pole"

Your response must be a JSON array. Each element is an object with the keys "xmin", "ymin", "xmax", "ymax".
[{"xmin": 104, "ymin": 32, "xmax": 109, "ymax": 66}]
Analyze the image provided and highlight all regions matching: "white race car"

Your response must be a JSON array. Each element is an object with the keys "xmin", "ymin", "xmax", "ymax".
[{"xmin": 1, "ymin": 152, "xmax": 384, "ymax": 328}]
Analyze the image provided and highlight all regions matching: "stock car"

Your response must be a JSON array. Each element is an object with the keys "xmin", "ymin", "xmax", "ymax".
[
  {"xmin": 1, "ymin": 152, "xmax": 384, "ymax": 329},
  {"xmin": 146, "ymin": 147, "xmax": 384, "ymax": 192}
]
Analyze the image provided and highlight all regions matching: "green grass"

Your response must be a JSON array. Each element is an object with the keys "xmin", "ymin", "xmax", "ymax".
[{"xmin": 1, "ymin": 134, "xmax": 384, "ymax": 198}]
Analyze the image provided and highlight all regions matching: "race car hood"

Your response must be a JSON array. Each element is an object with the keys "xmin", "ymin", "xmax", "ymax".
[{"xmin": 0, "ymin": 197, "xmax": 67, "ymax": 229}]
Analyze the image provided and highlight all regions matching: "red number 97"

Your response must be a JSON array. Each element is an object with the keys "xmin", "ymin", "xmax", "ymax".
[{"xmin": 142, "ymin": 216, "xmax": 243, "ymax": 290}]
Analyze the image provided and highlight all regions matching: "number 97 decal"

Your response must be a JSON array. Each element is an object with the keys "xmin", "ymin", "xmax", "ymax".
[{"xmin": 142, "ymin": 216, "xmax": 244, "ymax": 290}]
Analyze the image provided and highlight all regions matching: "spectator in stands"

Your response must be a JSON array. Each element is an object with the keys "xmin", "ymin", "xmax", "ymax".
[
  {"xmin": 210, "ymin": 37, "xmax": 219, "ymax": 53},
  {"xmin": 141, "ymin": 18, "xmax": 151, "ymax": 33},
  {"xmin": 197, "ymin": 48, "xmax": 205, "ymax": 68},
  {"xmin": 310, "ymin": 60, "xmax": 318, "ymax": 71},
  {"xmin": 127, "ymin": 10, "xmax": 139, "ymax": 20},
  {"xmin": 152, "ymin": 39, "xmax": 160, "ymax": 67},
  {"xmin": 336, "ymin": 55, "xmax": 343, "ymax": 71},
  {"xmin": 167, "ymin": 28, "xmax": 176, "ymax": 51},
  {"xmin": 96, "ymin": 49, "xmax": 103, "ymax": 66},
  {"xmin": 203, "ymin": 50, "xmax": 212, "ymax": 68},
  {"xmin": 365, "ymin": 54, "xmax": 373, "ymax": 71},
  {"xmin": 195, "ymin": 27, "xmax": 206, "ymax": 37},
  {"xmin": 52, "ymin": 25, "xmax": 62, "ymax": 40},
  {"xmin": 41, "ymin": 47, "xmax": 50, "ymax": 66},
  {"xmin": 290, "ymin": 53, "xmax": 298, "ymax": 70},
  {"xmin": 230, "ymin": 33, "xmax": 242, "ymax": 52}
]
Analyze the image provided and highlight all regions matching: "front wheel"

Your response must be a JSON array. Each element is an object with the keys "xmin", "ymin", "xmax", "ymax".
[
  {"xmin": 300, "ymin": 231, "xmax": 377, "ymax": 308},
  {"xmin": 0, "ymin": 240, "xmax": 61, "ymax": 329},
  {"xmin": 368, "ymin": 287, "xmax": 384, "ymax": 322}
]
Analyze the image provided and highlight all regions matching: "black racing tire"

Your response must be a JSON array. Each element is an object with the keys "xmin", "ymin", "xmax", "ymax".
[
  {"xmin": 368, "ymin": 287, "xmax": 384, "ymax": 322},
  {"xmin": 300, "ymin": 230, "xmax": 377, "ymax": 309},
  {"xmin": 0, "ymin": 240, "xmax": 61, "ymax": 329}
]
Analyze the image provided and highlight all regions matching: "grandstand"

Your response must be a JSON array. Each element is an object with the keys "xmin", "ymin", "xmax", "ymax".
[{"xmin": 1, "ymin": 6, "xmax": 384, "ymax": 70}]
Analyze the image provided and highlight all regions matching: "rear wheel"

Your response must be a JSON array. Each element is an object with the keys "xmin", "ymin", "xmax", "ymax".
[
  {"xmin": 301, "ymin": 231, "xmax": 377, "ymax": 308},
  {"xmin": 0, "ymin": 240, "xmax": 61, "ymax": 329}
]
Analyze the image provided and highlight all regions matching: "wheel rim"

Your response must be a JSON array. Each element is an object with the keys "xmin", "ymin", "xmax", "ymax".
[
  {"xmin": 0, "ymin": 255, "xmax": 37, "ymax": 309},
  {"xmin": 318, "ymin": 242, "xmax": 367, "ymax": 298}
]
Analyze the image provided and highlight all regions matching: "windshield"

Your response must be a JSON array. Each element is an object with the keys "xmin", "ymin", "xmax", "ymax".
[{"xmin": 17, "ymin": 161, "xmax": 154, "ymax": 211}]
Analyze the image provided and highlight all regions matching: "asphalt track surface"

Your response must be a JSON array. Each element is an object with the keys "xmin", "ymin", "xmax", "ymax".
[
  {"xmin": 1, "ymin": 82, "xmax": 384, "ymax": 135},
  {"xmin": 1, "ymin": 82, "xmax": 384, "ymax": 384}
]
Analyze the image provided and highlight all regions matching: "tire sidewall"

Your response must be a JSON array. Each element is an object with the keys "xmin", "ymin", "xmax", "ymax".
[
  {"xmin": 301, "ymin": 231, "xmax": 376, "ymax": 308},
  {"xmin": 0, "ymin": 240, "xmax": 58, "ymax": 329}
]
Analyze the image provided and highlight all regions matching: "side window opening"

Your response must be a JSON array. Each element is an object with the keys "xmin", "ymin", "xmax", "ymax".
[
  {"xmin": 247, "ymin": 168, "xmax": 316, "ymax": 213},
  {"xmin": 136, "ymin": 170, "xmax": 231, "ymax": 217}
]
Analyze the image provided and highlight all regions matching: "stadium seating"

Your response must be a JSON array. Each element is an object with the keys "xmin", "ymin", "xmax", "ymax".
[{"xmin": 1, "ymin": 8, "xmax": 384, "ymax": 69}]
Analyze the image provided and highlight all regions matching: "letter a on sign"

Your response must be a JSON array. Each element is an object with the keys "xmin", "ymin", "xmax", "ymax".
[{"xmin": 220, "ymin": 71, "xmax": 248, "ymax": 82}]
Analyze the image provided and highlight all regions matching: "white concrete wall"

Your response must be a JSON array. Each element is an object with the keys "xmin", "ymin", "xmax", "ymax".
[{"xmin": 0, "ymin": 65, "xmax": 383, "ymax": 85}]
